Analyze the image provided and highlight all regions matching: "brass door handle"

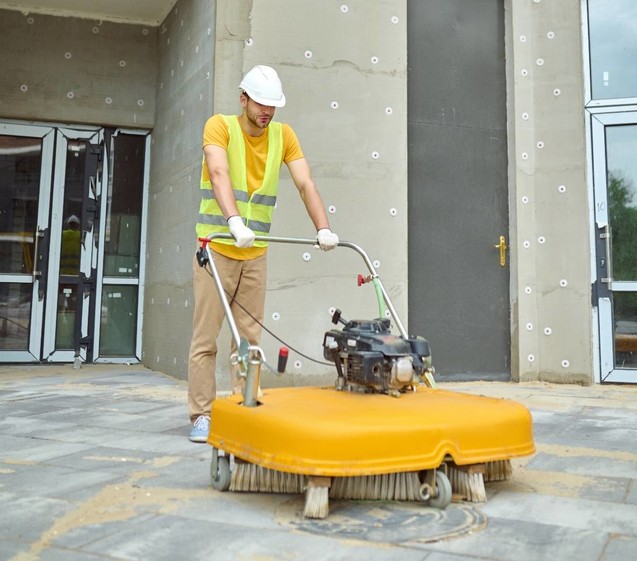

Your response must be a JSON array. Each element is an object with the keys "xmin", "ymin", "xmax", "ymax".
[{"xmin": 494, "ymin": 235, "xmax": 507, "ymax": 267}]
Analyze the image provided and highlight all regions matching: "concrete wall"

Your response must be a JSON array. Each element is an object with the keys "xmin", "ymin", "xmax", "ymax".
[
  {"xmin": 145, "ymin": 0, "xmax": 596, "ymax": 387},
  {"xmin": 141, "ymin": 0, "xmax": 215, "ymax": 375},
  {"xmin": 507, "ymin": 0, "xmax": 593, "ymax": 383},
  {"xmin": 0, "ymin": 9, "xmax": 157, "ymax": 128}
]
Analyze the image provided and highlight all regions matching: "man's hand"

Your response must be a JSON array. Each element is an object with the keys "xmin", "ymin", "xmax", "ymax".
[
  {"xmin": 317, "ymin": 228, "xmax": 339, "ymax": 251},
  {"xmin": 228, "ymin": 216, "xmax": 256, "ymax": 248}
]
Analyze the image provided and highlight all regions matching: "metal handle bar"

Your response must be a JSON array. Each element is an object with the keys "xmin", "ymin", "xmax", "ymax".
[
  {"xmin": 200, "ymin": 234, "xmax": 408, "ymax": 350},
  {"xmin": 32, "ymin": 227, "xmax": 42, "ymax": 281}
]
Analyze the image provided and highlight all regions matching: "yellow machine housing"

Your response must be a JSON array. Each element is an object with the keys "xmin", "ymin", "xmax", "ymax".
[{"xmin": 208, "ymin": 385, "xmax": 535, "ymax": 476}]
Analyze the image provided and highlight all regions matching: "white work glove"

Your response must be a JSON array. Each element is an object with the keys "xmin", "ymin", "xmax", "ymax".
[
  {"xmin": 316, "ymin": 228, "xmax": 339, "ymax": 251},
  {"xmin": 227, "ymin": 216, "xmax": 256, "ymax": 248}
]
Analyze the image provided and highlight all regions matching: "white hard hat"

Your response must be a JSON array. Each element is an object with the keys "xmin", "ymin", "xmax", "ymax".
[
  {"xmin": 239, "ymin": 65, "xmax": 286, "ymax": 108},
  {"xmin": 65, "ymin": 215, "xmax": 80, "ymax": 226}
]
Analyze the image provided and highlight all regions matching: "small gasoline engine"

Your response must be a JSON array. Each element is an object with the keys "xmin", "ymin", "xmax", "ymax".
[{"xmin": 322, "ymin": 309, "xmax": 434, "ymax": 395}]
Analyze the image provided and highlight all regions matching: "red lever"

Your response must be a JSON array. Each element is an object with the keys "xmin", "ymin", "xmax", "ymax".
[{"xmin": 277, "ymin": 347, "xmax": 289, "ymax": 373}]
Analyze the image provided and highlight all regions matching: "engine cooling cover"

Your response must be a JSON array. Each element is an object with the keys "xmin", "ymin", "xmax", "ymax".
[{"xmin": 322, "ymin": 312, "xmax": 432, "ymax": 394}]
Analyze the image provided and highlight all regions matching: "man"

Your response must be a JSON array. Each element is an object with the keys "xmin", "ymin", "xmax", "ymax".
[
  {"xmin": 187, "ymin": 65, "xmax": 339, "ymax": 442},
  {"xmin": 60, "ymin": 215, "xmax": 81, "ymax": 275}
]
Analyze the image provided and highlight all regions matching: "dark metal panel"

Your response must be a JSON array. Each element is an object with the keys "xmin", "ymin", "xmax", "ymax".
[
  {"xmin": 408, "ymin": 0, "xmax": 510, "ymax": 379},
  {"xmin": 408, "ymin": 0, "xmax": 506, "ymax": 130}
]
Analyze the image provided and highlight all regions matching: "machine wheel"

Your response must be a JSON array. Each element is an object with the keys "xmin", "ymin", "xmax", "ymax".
[
  {"xmin": 211, "ymin": 455, "xmax": 231, "ymax": 491},
  {"xmin": 429, "ymin": 470, "xmax": 452, "ymax": 509}
]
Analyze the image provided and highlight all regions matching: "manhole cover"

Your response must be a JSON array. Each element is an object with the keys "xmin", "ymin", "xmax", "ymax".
[{"xmin": 276, "ymin": 499, "xmax": 487, "ymax": 544}]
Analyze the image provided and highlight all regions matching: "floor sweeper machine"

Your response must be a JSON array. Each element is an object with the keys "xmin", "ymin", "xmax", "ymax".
[{"xmin": 198, "ymin": 234, "xmax": 535, "ymax": 519}]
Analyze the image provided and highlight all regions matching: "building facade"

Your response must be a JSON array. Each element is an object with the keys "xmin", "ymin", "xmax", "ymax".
[{"xmin": 0, "ymin": 0, "xmax": 634, "ymax": 387}]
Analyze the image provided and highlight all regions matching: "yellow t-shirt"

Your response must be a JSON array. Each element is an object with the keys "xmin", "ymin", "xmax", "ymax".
[{"xmin": 202, "ymin": 115, "xmax": 304, "ymax": 260}]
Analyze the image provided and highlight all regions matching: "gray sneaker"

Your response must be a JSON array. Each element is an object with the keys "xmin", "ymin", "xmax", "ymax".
[{"xmin": 189, "ymin": 415, "xmax": 210, "ymax": 443}]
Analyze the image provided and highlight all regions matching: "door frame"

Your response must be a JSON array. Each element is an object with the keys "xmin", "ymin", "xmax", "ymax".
[
  {"xmin": 1, "ymin": 119, "xmax": 149, "ymax": 364},
  {"xmin": 0, "ymin": 122, "xmax": 54, "ymax": 362},
  {"xmin": 406, "ymin": 0, "xmax": 510, "ymax": 380},
  {"xmin": 42, "ymin": 126, "xmax": 103, "ymax": 363},
  {"xmin": 589, "ymin": 106, "xmax": 637, "ymax": 383},
  {"xmin": 92, "ymin": 128, "xmax": 150, "ymax": 364}
]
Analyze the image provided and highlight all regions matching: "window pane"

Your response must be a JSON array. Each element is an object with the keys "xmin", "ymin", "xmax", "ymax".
[
  {"xmin": 0, "ymin": 283, "xmax": 32, "ymax": 350},
  {"xmin": 0, "ymin": 135, "xmax": 42, "ymax": 274},
  {"xmin": 614, "ymin": 292, "xmax": 637, "ymax": 368},
  {"xmin": 607, "ymin": 125, "xmax": 637, "ymax": 280},
  {"xmin": 589, "ymin": 0, "xmax": 637, "ymax": 100},
  {"xmin": 100, "ymin": 285, "xmax": 137, "ymax": 357},
  {"xmin": 104, "ymin": 134, "xmax": 145, "ymax": 278},
  {"xmin": 59, "ymin": 140, "xmax": 87, "ymax": 278},
  {"xmin": 55, "ymin": 285, "xmax": 78, "ymax": 349}
]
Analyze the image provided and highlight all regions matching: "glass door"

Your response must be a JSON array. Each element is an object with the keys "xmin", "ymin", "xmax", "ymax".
[
  {"xmin": 41, "ymin": 128, "xmax": 103, "ymax": 362},
  {"xmin": 93, "ymin": 129, "xmax": 148, "ymax": 363},
  {"xmin": 0, "ymin": 123, "xmax": 54, "ymax": 361},
  {"xmin": 592, "ymin": 111, "xmax": 637, "ymax": 383}
]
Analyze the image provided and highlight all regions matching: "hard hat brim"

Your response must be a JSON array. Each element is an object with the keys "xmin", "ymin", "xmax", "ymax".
[{"xmin": 241, "ymin": 88, "xmax": 286, "ymax": 108}]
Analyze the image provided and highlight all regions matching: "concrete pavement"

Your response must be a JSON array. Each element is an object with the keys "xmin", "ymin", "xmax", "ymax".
[{"xmin": 1, "ymin": 363, "xmax": 636, "ymax": 561}]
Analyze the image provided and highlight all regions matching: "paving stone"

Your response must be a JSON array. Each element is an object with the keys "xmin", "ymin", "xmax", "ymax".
[
  {"xmin": 415, "ymin": 517, "xmax": 608, "ymax": 561},
  {"xmin": 600, "ymin": 535, "xmax": 637, "ymax": 561},
  {"xmin": 0, "ymin": 434, "xmax": 94, "ymax": 462},
  {"xmin": 0, "ymin": 538, "xmax": 32, "ymax": 560},
  {"xmin": 480, "ymin": 491, "xmax": 637, "ymax": 536},
  {"xmin": 0, "ymin": 463, "xmax": 125, "ymax": 501},
  {"xmin": 0, "ymin": 416, "xmax": 76, "ymax": 438},
  {"xmin": 46, "ymin": 513, "xmax": 159, "ymax": 551},
  {"xmin": 76, "ymin": 515, "xmax": 432, "ymax": 561},
  {"xmin": 528, "ymin": 451, "xmax": 637, "ymax": 481},
  {"xmin": 0, "ymin": 491, "xmax": 74, "ymax": 541},
  {"xmin": 0, "ymin": 401, "xmax": 68, "ymax": 417},
  {"xmin": 626, "ymin": 480, "xmax": 637, "ymax": 505},
  {"xmin": 36, "ymin": 547, "xmax": 124, "ymax": 561},
  {"xmin": 46, "ymin": 446, "xmax": 169, "ymax": 474}
]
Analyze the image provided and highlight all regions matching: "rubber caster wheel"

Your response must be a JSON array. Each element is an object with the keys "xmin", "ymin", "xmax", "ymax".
[
  {"xmin": 429, "ymin": 470, "xmax": 452, "ymax": 509},
  {"xmin": 211, "ymin": 455, "xmax": 231, "ymax": 491}
]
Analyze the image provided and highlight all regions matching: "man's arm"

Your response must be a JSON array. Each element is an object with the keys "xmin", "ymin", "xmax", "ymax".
[
  {"xmin": 204, "ymin": 144, "xmax": 255, "ymax": 247},
  {"xmin": 204, "ymin": 144, "xmax": 240, "ymax": 219},
  {"xmin": 287, "ymin": 157, "xmax": 338, "ymax": 250},
  {"xmin": 286, "ymin": 157, "xmax": 331, "ymax": 231}
]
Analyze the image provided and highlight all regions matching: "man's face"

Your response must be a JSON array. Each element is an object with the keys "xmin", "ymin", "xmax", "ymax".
[{"xmin": 242, "ymin": 95, "xmax": 276, "ymax": 129}]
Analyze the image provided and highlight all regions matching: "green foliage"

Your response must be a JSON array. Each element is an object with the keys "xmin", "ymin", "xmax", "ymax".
[
  {"xmin": 609, "ymin": 170, "xmax": 637, "ymax": 279},
  {"xmin": 608, "ymin": 171, "xmax": 637, "ymax": 321}
]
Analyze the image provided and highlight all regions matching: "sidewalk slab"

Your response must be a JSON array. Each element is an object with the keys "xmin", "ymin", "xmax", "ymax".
[{"xmin": 1, "ymin": 365, "xmax": 636, "ymax": 561}]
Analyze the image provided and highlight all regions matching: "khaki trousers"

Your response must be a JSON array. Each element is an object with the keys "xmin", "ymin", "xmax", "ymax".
[{"xmin": 187, "ymin": 250, "xmax": 267, "ymax": 422}]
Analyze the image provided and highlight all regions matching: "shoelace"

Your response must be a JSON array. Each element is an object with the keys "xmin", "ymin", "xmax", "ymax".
[{"xmin": 194, "ymin": 416, "xmax": 210, "ymax": 430}]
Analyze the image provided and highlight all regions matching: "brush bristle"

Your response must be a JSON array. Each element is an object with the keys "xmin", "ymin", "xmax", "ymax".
[
  {"xmin": 304, "ymin": 485, "xmax": 329, "ymax": 518},
  {"xmin": 230, "ymin": 463, "xmax": 305, "ymax": 493},
  {"xmin": 330, "ymin": 472, "xmax": 421, "ymax": 501},
  {"xmin": 229, "ymin": 461, "xmax": 510, "ymax": 509},
  {"xmin": 484, "ymin": 459, "xmax": 513, "ymax": 482},
  {"xmin": 448, "ymin": 466, "xmax": 487, "ymax": 502}
]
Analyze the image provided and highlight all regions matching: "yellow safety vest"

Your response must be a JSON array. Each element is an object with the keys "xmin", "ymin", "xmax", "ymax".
[
  {"xmin": 60, "ymin": 229, "xmax": 81, "ymax": 275},
  {"xmin": 196, "ymin": 115, "xmax": 283, "ymax": 247}
]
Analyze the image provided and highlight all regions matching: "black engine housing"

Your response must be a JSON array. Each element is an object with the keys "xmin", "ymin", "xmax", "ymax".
[{"xmin": 322, "ymin": 311, "xmax": 432, "ymax": 394}]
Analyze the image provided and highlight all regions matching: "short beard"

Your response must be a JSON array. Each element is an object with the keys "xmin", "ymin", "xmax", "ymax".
[{"xmin": 247, "ymin": 111, "xmax": 271, "ymax": 129}]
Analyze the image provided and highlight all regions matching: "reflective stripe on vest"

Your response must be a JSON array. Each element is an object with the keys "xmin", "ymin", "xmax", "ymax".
[{"xmin": 196, "ymin": 116, "xmax": 283, "ymax": 247}]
